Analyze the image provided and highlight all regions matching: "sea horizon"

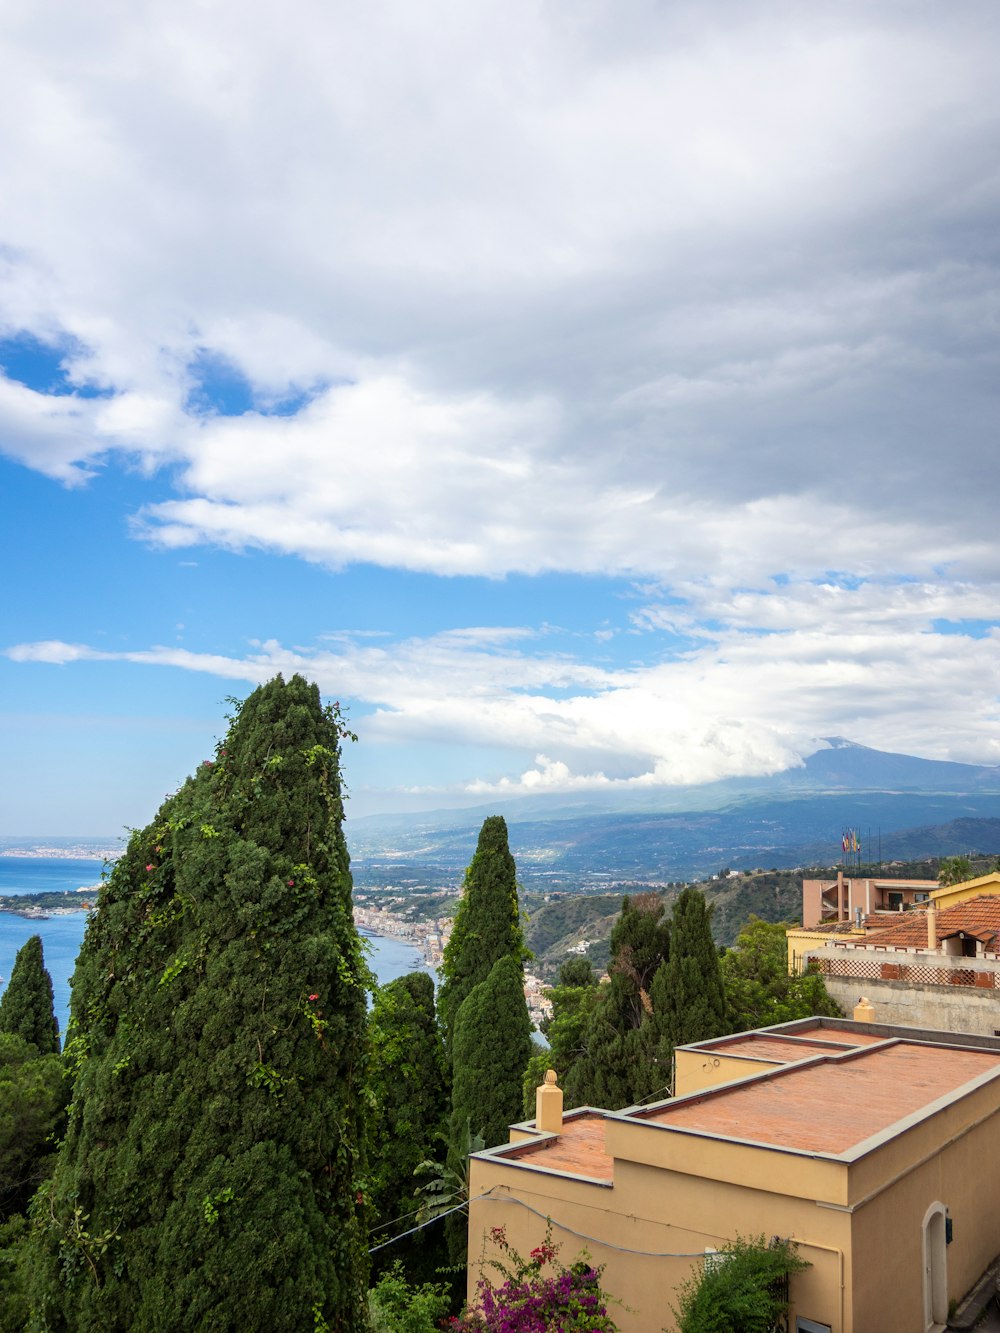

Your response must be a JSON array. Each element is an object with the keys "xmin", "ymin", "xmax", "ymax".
[{"xmin": 0, "ymin": 855, "xmax": 429, "ymax": 1042}]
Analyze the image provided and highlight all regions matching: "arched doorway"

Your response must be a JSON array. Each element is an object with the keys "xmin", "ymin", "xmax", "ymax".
[{"xmin": 922, "ymin": 1202, "xmax": 948, "ymax": 1331}]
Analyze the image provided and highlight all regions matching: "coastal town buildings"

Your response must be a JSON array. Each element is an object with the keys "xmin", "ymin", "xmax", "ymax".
[{"xmin": 467, "ymin": 1014, "xmax": 1000, "ymax": 1332}]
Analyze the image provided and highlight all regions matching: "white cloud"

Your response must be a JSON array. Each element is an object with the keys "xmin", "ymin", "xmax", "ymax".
[
  {"xmin": 0, "ymin": 1, "xmax": 997, "ymax": 584},
  {"xmin": 9, "ymin": 594, "xmax": 1000, "ymax": 798},
  {"xmin": 2, "ymin": 2, "xmax": 1000, "ymax": 819}
]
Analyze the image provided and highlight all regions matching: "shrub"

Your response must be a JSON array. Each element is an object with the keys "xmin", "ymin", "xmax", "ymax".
[
  {"xmin": 369, "ymin": 1260, "xmax": 453, "ymax": 1332},
  {"xmin": 453, "ymin": 1223, "xmax": 619, "ymax": 1332},
  {"xmin": 673, "ymin": 1234, "xmax": 808, "ymax": 1333}
]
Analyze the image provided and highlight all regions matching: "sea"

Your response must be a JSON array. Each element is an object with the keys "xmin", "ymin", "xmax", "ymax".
[{"xmin": 0, "ymin": 856, "xmax": 428, "ymax": 1043}]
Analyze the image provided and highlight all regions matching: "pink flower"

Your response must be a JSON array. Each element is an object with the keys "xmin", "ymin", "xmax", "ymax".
[
  {"xmin": 145, "ymin": 864, "xmax": 154, "ymax": 871},
  {"xmin": 309, "ymin": 993, "xmax": 319, "ymax": 1001},
  {"xmin": 288, "ymin": 880, "xmax": 295, "ymax": 887}
]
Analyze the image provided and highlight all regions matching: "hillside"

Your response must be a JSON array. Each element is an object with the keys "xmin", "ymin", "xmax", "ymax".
[{"xmin": 522, "ymin": 851, "xmax": 1000, "ymax": 981}]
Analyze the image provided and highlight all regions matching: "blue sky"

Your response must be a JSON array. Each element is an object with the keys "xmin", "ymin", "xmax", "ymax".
[{"xmin": 2, "ymin": 1, "xmax": 1000, "ymax": 834}]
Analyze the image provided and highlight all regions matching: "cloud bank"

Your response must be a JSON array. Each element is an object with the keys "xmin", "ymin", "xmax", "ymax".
[{"xmin": 2, "ymin": 1, "xmax": 999, "ymax": 809}]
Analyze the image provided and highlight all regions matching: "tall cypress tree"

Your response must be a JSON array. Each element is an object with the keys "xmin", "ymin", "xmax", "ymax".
[
  {"xmin": 437, "ymin": 816, "xmax": 525, "ymax": 1055},
  {"xmin": 30, "ymin": 676, "xmax": 370, "ymax": 1331},
  {"xmin": 450, "ymin": 955, "xmax": 532, "ymax": 1151},
  {"xmin": 652, "ymin": 886, "xmax": 728, "ymax": 1051},
  {"xmin": 446, "ymin": 955, "xmax": 532, "ymax": 1263},
  {"xmin": 367, "ymin": 970, "xmax": 448, "ymax": 1280},
  {"xmin": 0, "ymin": 935, "xmax": 59, "ymax": 1054}
]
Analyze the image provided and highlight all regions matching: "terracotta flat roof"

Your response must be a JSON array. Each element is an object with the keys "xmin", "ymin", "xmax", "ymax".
[
  {"xmin": 791, "ymin": 1027, "xmax": 887, "ymax": 1046},
  {"xmin": 642, "ymin": 1042, "xmax": 1000, "ymax": 1155},
  {"xmin": 691, "ymin": 1023, "xmax": 886, "ymax": 1059},
  {"xmin": 506, "ymin": 1112, "xmax": 613, "ymax": 1180},
  {"xmin": 698, "ymin": 1035, "xmax": 873, "ymax": 1064}
]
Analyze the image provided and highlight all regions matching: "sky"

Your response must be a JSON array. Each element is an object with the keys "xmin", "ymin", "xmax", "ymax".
[{"xmin": 2, "ymin": 0, "xmax": 999, "ymax": 835}]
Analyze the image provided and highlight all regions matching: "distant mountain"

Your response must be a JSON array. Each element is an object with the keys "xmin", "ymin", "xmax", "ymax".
[
  {"xmin": 351, "ymin": 739, "xmax": 1000, "ymax": 834},
  {"xmin": 778, "ymin": 738, "xmax": 1000, "ymax": 792},
  {"xmin": 347, "ymin": 741, "xmax": 1000, "ymax": 887}
]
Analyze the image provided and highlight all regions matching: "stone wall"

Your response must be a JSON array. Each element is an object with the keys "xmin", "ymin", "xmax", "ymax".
[{"xmin": 822, "ymin": 975, "xmax": 1000, "ymax": 1037}]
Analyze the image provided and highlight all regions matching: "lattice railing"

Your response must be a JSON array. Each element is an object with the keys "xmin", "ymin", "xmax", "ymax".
[{"xmin": 817, "ymin": 957, "xmax": 1000, "ymax": 989}]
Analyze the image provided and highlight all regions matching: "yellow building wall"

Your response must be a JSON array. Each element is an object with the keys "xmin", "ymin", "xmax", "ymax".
[
  {"xmin": 471, "ymin": 1063, "xmax": 1000, "ymax": 1332},
  {"xmin": 467, "ymin": 1152, "xmax": 852, "ymax": 1332},
  {"xmin": 848, "ymin": 1090, "xmax": 1000, "ymax": 1331},
  {"xmin": 930, "ymin": 871, "xmax": 1000, "ymax": 910},
  {"xmin": 673, "ymin": 1047, "xmax": 782, "ymax": 1097}
]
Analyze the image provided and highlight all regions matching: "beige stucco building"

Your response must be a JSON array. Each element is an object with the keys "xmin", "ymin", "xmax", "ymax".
[
  {"xmin": 467, "ymin": 1017, "xmax": 1000, "ymax": 1332},
  {"xmin": 802, "ymin": 873, "xmax": 938, "ymax": 928}
]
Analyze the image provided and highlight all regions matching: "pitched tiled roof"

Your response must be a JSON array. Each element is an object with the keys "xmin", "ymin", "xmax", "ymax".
[{"xmin": 862, "ymin": 895, "xmax": 1000, "ymax": 954}]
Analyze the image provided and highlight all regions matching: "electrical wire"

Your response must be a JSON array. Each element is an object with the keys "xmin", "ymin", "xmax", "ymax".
[
  {"xmin": 367, "ymin": 1185, "xmax": 467, "ymax": 1236},
  {"xmin": 487, "ymin": 1193, "xmax": 707, "ymax": 1258},
  {"xmin": 367, "ymin": 1190, "xmax": 498, "ymax": 1254}
]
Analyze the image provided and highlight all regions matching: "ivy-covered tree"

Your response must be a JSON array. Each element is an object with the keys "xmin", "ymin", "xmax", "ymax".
[
  {"xmin": 437, "ymin": 816, "xmax": 526, "ymax": 1056},
  {"xmin": 0, "ymin": 935, "xmax": 59, "ymax": 1054},
  {"xmin": 652, "ymin": 886, "xmax": 727, "ymax": 1050},
  {"xmin": 30, "ymin": 675, "xmax": 370, "ymax": 1331},
  {"xmin": 722, "ymin": 917, "xmax": 842, "ymax": 1031},
  {"xmin": 565, "ymin": 894, "xmax": 670, "ymax": 1110},
  {"xmin": 368, "ymin": 971, "xmax": 448, "ymax": 1280}
]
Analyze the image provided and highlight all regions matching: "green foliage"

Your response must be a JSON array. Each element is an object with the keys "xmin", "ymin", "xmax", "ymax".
[
  {"xmin": 556, "ymin": 957, "xmax": 597, "ymax": 989},
  {"xmin": 673, "ymin": 1235, "xmax": 809, "ymax": 1333},
  {"xmin": 438, "ymin": 817, "xmax": 527, "ymax": 1056},
  {"xmin": 447, "ymin": 957, "xmax": 531, "ymax": 1268},
  {"xmin": 368, "ymin": 1260, "xmax": 453, "ymax": 1333},
  {"xmin": 0, "ymin": 934, "xmax": 59, "ymax": 1054},
  {"xmin": 564, "ymin": 894, "xmax": 670, "ymax": 1110},
  {"xmin": 938, "ymin": 855, "xmax": 973, "ymax": 886},
  {"xmin": 0, "ymin": 1215, "xmax": 30, "ymax": 1332},
  {"xmin": 367, "ymin": 971, "xmax": 448, "ymax": 1280},
  {"xmin": 522, "ymin": 967, "xmax": 601, "ymax": 1116},
  {"xmin": 722, "ymin": 917, "xmax": 842, "ymax": 1030},
  {"xmin": 413, "ymin": 1121, "xmax": 483, "ymax": 1229},
  {"xmin": 451, "ymin": 956, "xmax": 532, "ymax": 1152},
  {"xmin": 0, "ymin": 1034, "xmax": 67, "ymax": 1219},
  {"xmin": 652, "ymin": 887, "xmax": 727, "ymax": 1049},
  {"xmin": 29, "ymin": 675, "xmax": 370, "ymax": 1331}
]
